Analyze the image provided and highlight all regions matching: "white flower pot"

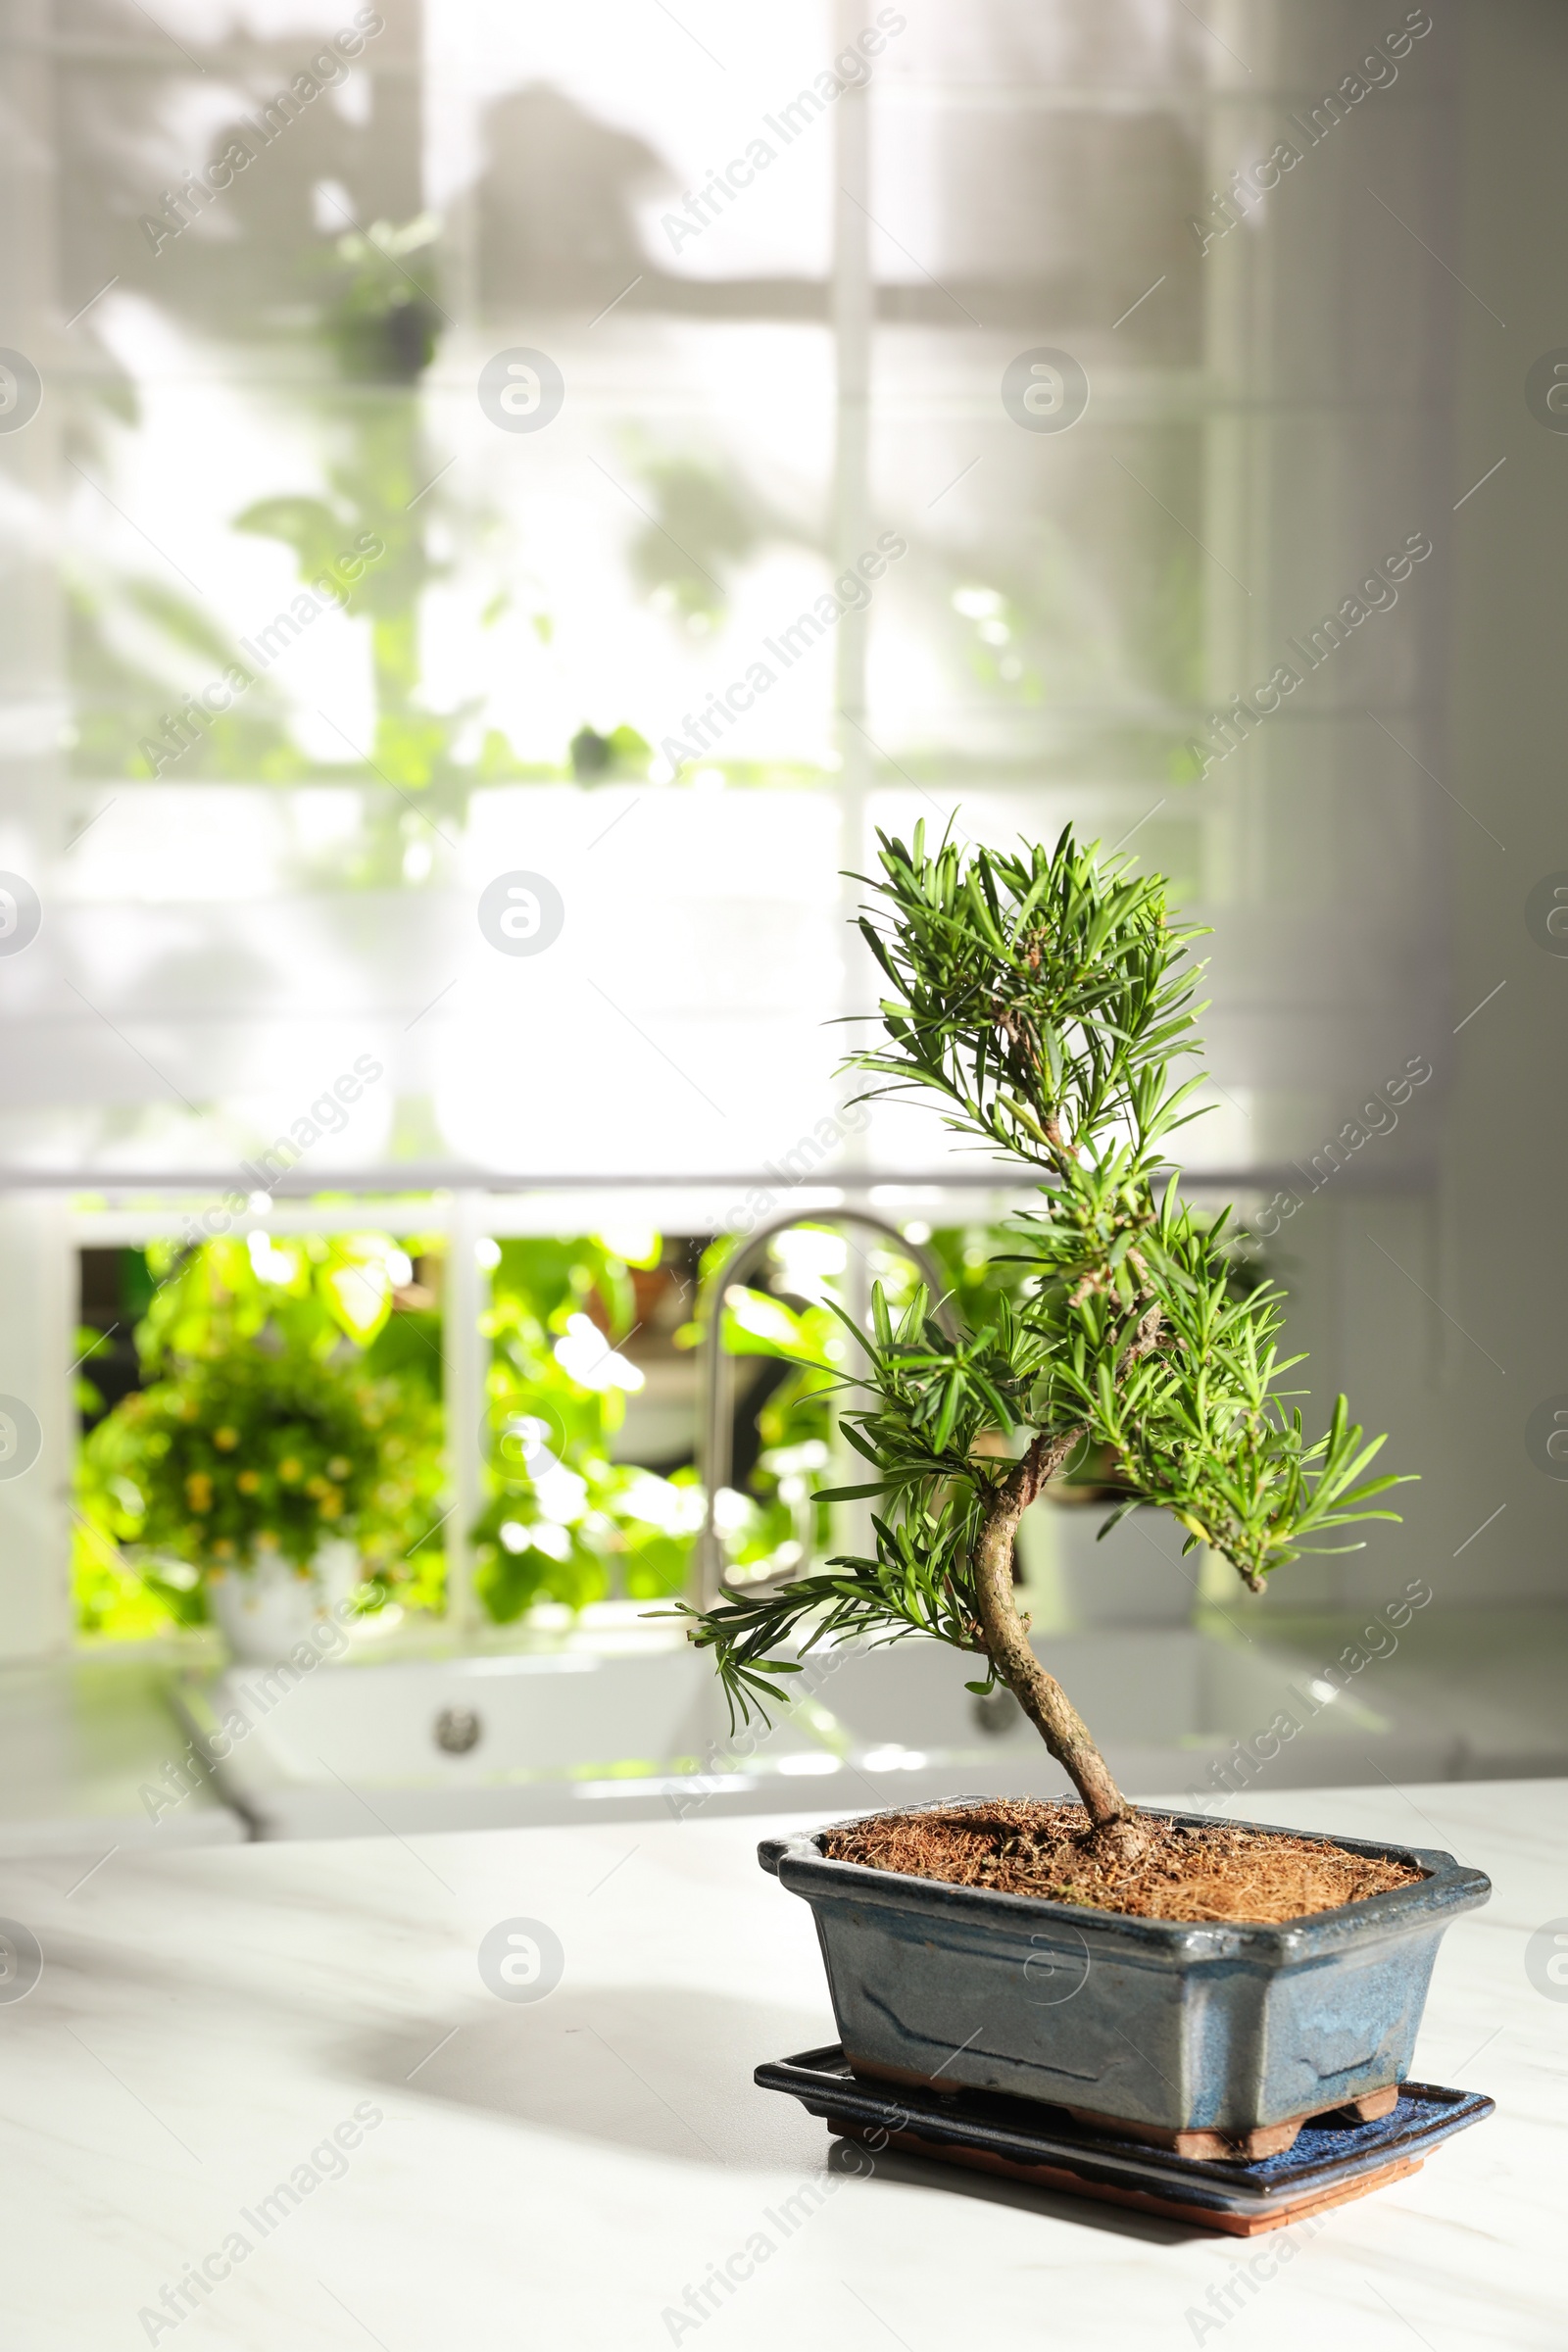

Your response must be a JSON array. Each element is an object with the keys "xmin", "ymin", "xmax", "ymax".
[{"xmin": 206, "ymin": 1540, "xmax": 361, "ymax": 1665}]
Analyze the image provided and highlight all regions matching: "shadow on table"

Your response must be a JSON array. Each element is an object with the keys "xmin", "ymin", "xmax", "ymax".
[
  {"xmin": 348, "ymin": 1983, "xmax": 834, "ymax": 2171},
  {"xmin": 347, "ymin": 1984, "xmax": 1201, "ymax": 2235}
]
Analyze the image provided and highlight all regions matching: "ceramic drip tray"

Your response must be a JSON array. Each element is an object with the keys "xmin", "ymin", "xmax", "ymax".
[{"xmin": 757, "ymin": 2045, "xmax": 1494, "ymax": 2235}]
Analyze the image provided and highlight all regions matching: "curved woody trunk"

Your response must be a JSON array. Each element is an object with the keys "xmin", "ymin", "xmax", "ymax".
[{"xmin": 969, "ymin": 1428, "xmax": 1133, "ymax": 1833}]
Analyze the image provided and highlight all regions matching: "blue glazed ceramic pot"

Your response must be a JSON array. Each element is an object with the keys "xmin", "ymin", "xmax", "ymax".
[{"xmin": 760, "ymin": 1801, "xmax": 1490, "ymax": 2143}]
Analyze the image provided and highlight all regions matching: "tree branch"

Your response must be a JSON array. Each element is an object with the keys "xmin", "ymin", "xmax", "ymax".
[{"xmin": 969, "ymin": 1426, "xmax": 1133, "ymax": 1831}]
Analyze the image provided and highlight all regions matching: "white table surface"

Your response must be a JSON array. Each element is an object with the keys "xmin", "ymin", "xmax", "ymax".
[
  {"xmin": 0, "ymin": 1653, "xmax": 240, "ymax": 1857},
  {"xmin": 0, "ymin": 1778, "xmax": 1560, "ymax": 2351}
]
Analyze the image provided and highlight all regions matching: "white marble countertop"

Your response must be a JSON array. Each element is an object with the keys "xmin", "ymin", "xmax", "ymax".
[
  {"xmin": 0, "ymin": 1779, "xmax": 1560, "ymax": 2350},
  {"xmin": 0, "ymin": 1652, "xmax": 239, "ymax": 1858}
]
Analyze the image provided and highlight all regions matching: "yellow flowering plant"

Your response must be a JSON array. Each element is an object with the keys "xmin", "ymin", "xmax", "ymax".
[{"xmin": 77, "ymin": 1233, "xmax": 444, "ymax": 1626}]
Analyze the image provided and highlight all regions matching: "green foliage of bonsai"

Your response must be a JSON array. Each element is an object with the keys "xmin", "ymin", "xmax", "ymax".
[{"xmin": 681, "ymin": 825, "xmax": 1412, "ymax": 1836}]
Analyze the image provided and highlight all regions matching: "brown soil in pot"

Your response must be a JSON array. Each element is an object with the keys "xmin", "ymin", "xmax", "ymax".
[{"xmin": 818, "ymin": 1799, "xmax": 1425, "ymax": 1924}]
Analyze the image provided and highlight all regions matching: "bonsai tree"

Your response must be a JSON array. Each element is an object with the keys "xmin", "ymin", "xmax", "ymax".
[{"xmin": 681, "ymin": 826, "xmax": 1409, "ymax": 1851}]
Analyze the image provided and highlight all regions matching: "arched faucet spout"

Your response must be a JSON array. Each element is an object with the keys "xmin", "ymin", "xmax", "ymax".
[{"xmin": 694, "ymin": 1208, "xmax": 955, "ymax": 1608}]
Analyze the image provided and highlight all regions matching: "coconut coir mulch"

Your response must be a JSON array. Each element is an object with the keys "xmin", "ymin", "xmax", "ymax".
[{"xmin": 819, "ymin": 1799, "xmax": 1424, "ymax": 1923}]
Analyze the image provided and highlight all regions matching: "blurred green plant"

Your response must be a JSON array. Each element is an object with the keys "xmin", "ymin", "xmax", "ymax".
[
  {"xmin": 472, "ymin": 1234, "xmax": 705, "ymax": 1621},
  {"xmin": 672, "ymin": 1235, "xmax": 843, "ymax": 1587},
  {"xmin": 234, "ymin": 215, "xmax": 488, "ymax": 866},
  {"xmin": 69, "ymin": 575, "xmax": 303, "ymax": 784},
  {"xmin": 320, "ymin": 215, "xmax": 445, "ymax": 385},
  {"xmin": 75, "ymin": 1233, "xmax": 444, "ymax": 1636},
  {"xmin": 67, "ymin": 214, "xmax": 564, "ymax": 829},
  {"xmin": 568, "ymin": 723, "xmax": 652, "ymax": 783},
  {"xmin": 626, "ymin": 453, "xmax": 769, "ymax": 631}
]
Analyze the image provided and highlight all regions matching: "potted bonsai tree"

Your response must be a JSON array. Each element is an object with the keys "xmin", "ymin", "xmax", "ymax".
[
  {"xmin": 682, "ymin": 824, "xmax": 1489, "ymax": 2159},
  {"xmin": 80, "ymin": 1234, "xmax": 443, "ymax": 1661}
]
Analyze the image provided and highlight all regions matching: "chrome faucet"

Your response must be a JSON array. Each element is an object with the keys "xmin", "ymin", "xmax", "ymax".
[{"xmin": 693, "ymin": 1207, "xmax": 954, "ymax": 1607}]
